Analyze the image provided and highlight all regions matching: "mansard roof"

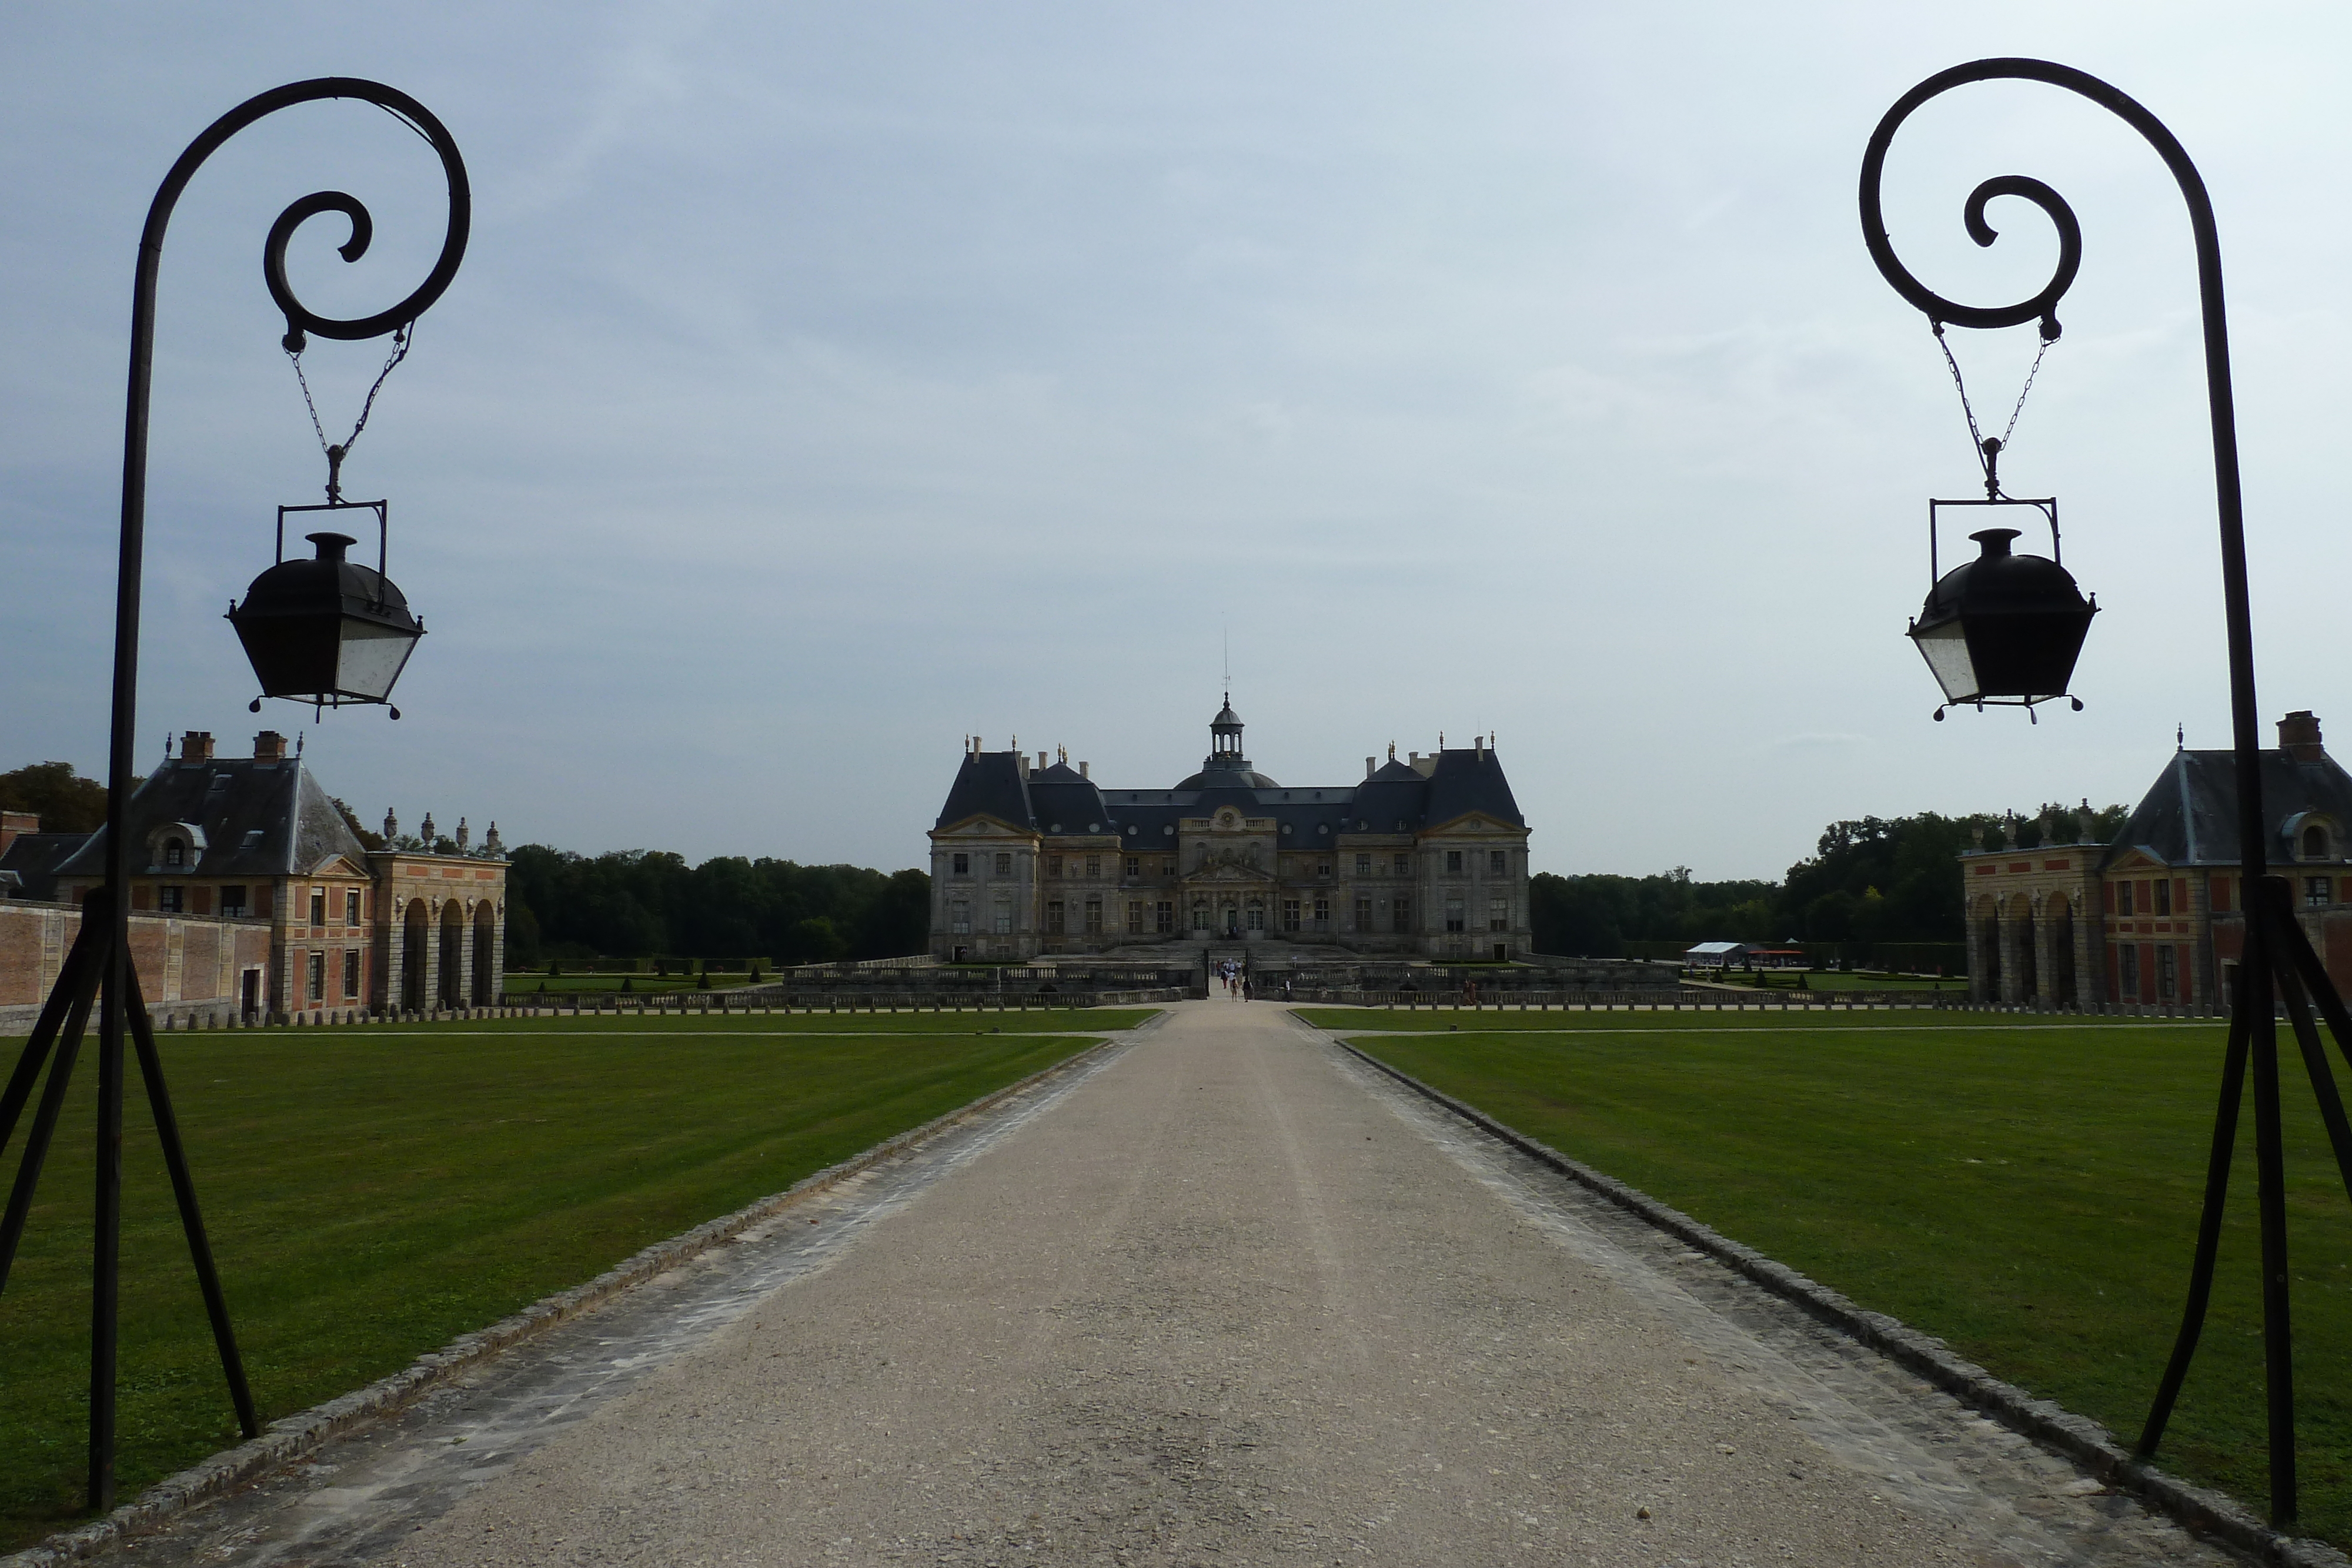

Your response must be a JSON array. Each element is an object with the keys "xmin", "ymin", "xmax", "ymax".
[
  {"xmin": 937, "ymin": 743, "xmax": 1526, "ymax": 843},
  {"xmin": 2106, "ymin": 744, "xmax": 2352, "ymax": 870},
  {"xmin": 934, "ymin": 750, "xmax": 1036, "ymax": 831},
  {"xmin": 55, "ymin": 754, "xmax": 369, "ymax": 880}
]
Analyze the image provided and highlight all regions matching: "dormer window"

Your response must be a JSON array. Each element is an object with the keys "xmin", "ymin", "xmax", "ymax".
[
  {"xmin": 163, "ymin": 841, "xmax": 185, "ymax": 868},
  {"xmin": 2305, "ymin": 824, "xmax": 2330, "ymax": 860}
]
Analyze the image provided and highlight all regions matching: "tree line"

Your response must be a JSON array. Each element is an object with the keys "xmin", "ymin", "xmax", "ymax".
[
  {"xmin": 502, "ymin": 845, "xmax": 929, "ymax": 970},
  {"xmin": 1529, "ymin": 803, "xmax": 2128, "ymax": 958}
]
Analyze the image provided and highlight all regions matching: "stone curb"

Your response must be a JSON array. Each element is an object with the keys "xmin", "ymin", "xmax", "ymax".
[
  {"xmin": 1324, "ymin": 1034, "xmax": 2349, "ymax": 1568},
  {"xmin": 4, "ymin": 1025, "xmax": 1144, "ymax": 1568}
]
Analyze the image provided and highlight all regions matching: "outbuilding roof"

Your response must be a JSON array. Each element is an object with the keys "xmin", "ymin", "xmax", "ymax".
[
  {"xmin": 54, "ymin": 755, "xmax": 369, "ymax": 880},
  {"xmin": 2105, "ymin": 741, "xmax": 2352, "ymax": 869}
]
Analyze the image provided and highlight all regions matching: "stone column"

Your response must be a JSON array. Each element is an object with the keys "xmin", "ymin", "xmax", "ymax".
[
  {"xmin": 1997, "ymin": 905, "xmax": 2027, "ymax": 1005},
  {"xmin": 1965, "ymin": 896, "xmax": 1993, "ymax": 1004},
  {"xmin": 420, "ymin": 900, "xmax": 442, "ymax": 1014},
  {"xmin": 2032, "ymin": 895, "xmax": 2063, "ymax": 1008}
]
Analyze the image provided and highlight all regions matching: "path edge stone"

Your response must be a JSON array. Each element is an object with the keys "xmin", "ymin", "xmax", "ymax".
[
  {"xmin": 3, "ymin": 1021, "xmax": 1151, "ymax": 1568},
  {"xmin": 1324, "ymin": 1031, "xmax": 2349, "ymax": 1568}
]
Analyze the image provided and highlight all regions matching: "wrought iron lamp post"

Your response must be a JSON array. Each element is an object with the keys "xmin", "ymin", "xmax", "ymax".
[
  {"xmin": 1863, "ymin": 58, "xmax": 2352, "ymax": 1524},
  {"xmin": 0, "ymin": 79, "xmax": 467, "ymax": 1512}
]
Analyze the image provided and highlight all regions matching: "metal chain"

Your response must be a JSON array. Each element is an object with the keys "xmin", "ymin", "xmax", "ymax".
[
  {"xmin": 286, "ymin": 322, "xmax": 413, "ymax": 475},
  {"xmin": 1932, "ymin": 320, "xmax": 2052, "ymax": 492}
]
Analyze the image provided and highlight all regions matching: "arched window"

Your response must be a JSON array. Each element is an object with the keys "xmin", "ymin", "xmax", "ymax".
[{"xmin": 2304, "ymin": 824, "xmax": 2329, "ymax": 860}]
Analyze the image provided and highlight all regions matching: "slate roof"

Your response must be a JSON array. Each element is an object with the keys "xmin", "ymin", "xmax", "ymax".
[
  {"xmin": 54, "ymin": 755, "xmax": 370, "ymax": 880},
  {"xmin": 2104, "ymin": 745, "xmax": 2352, "ymax": 869},
  {"xmin": 937, "ymin": 744, "xmax": 1526, "ymax": 845},
  {"xmin": 1, "ymin": 832, "xmax": 90, "ymax": 900}
]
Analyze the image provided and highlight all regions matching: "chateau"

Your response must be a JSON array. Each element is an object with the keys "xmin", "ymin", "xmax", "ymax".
[
  {"xmin": 1963, "ymin": 710, "xmax": 2352, "ymax": 1008},
  {"xmin": 928, "ymin": 698, "xmax": 1532, "ymax": 962},
  {"xmin": 1, "ymin": 729, "xmax": 507, "ymax": 1024}
]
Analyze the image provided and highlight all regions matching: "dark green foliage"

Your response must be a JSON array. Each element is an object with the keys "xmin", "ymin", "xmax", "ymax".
[
  {"xmin": 328, "ymin": 798, "xmax": 385, "ymax": 852},
  {"xmin": 1531, "ymin": 803, "xmax": 2133, "ymax": 955},
  {"xmin": 503, "ymin": 847, "xmax": 930, "ymax": 969},
  {"xmin": 0, "ymin": 761, "xmax": 111, "ymax": 834}
]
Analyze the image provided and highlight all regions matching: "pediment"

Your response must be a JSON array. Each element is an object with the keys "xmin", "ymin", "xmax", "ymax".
[
  {"xmin": 303, "ymin": 853, "xmax": 372, "ymax": 880},
  {"xmin": 1184, "ymin": 864, "xmax": 1277, "ymax": 884},
  {"xmin": 2107, "ymin": 847, "xmax": 2171, "ymax": 872},
  {"xmin": 1421, "ymin": 811, "xmax": 1527, "ymax": 837},
  {"xmin": 931, "ymin": 815, "xmax": 1038, "ymax": 840}
]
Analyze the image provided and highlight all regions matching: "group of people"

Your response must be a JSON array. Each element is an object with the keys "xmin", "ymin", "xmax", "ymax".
[{"xmin": 1216, "ymin": 959, "xmax": 1252, "ymax": 1001}]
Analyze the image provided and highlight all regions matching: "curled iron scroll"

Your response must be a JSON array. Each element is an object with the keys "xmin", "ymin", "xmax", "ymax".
[
  {"xmin": 1860, "ymin": 63, "xmax": 2092, "ymax": 339},
  {"xmin": 232, "ymin": 83, "xmax": 470, "ymax": 346}
]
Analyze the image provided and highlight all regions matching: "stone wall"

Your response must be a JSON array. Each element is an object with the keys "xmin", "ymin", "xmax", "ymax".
[{"xmin": 0, "ymin": 901, "xmax": 275, "ymax": 1032}]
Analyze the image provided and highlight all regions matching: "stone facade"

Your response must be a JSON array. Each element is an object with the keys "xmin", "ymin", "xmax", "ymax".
[
  {"xmin": 1962, "ymin": 711, "xmax": 2352, "ymax": 1008},
  {"xmin": 928, "ymin": 699, "xmax": 1533, "ymax": 962},
  {"xmin": 33, "ymin": 728, "xmax": 508, "ymax": 1020}
]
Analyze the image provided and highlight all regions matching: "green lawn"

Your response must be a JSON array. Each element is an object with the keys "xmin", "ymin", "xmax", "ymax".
[
  {"xmin": 1314, "ymin": 1009, "xmax": 2352, "ymax": 1545},
  {"xmin": 0, "ymin": 1009, "xmax": 1144, "ymax": 1549}
]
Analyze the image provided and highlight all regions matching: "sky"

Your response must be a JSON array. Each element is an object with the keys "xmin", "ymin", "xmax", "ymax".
[{"xmin": 4, "ymin": 3, "xmax": 2351, "ymax": 881}]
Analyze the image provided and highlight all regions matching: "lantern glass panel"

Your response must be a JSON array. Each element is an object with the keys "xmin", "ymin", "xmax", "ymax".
[
  {"xmin": 1911, "ymin": 618, "xmax": 1978, "ymax": 704},
  {"xmin": 335, "ymin": 618, "xmax": 419, "ymax": 702}
]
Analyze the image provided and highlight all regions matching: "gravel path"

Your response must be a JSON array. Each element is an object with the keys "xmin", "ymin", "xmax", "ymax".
[{"xmin": 99, "ymin": 999, "xmax": 2261, "ymax": 1567}]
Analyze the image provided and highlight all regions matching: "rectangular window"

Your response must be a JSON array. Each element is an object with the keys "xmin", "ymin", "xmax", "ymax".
[
  {"xmin": 1163, "ymin": 858, "xmax": 1176, "ymax": 875},
  {"xmin": 343, "ymin": 949, "xmax": 360, "ymax": 997},
  {"xmin": 1355, "ymin": 896, "xmax": 1373, "ymax": 931},
  {"xmin": 1156, "ymin": 901, "xmax": 1174, "ymax": 934},
  {"xmin": 1489, "ymin": 898, "xmax": 1508, "ymax": 932},
  {"xmin": 1127, "ymin": 901, "xmax": 1144, "ymax": 934},
  {"xmin": 952, "ymin": 852, "xmax": 970, "ymax": 876},
  {"xmin": 157, "ymin": 885, "xmax": 184, "ymax": 914},
  {"xmin": 1085, "ymin": 855, "xmax": 1101, "ymax": 880},
  {"xmin": 992, "ymin": 897, "xmax": 1011, "ymax": 934},
  {"xmin": 1048, "ymin": 901, "xmax": 1066, "ymax": 934},
  {"xmin": 951, "ymin": 900, "xmax": 971, "ymax": 934},
  {"xmin": 2156, "ymin": 944, "xmax": 2177, "ymax": 1001},
  {"xmin": 1393, "ymin": 853, "xmax": 1411, "ymax": 876},
  {"xmin": 1355, "ymin": 853, "xmax": 1371, "ymax": 876},
  {"xmin": 1316, "ymin": 860, "xmax": 1332, "ymax": 878},
  {"xmin": 1489, "ymin": 850, "xmax": 1507, "ymax": 875},
  {"xmin": 994, "ymin": 852, "xmax": 1012, "ymax": 877},
  {"xmin": 2120, "ymin": 942, "xmax": 2140, "ymax": 998},
  {"xmin": 1124, "ymin": 855, "xmax": 1140, "ymax": 878},
  {"xmin": 2117, "ymin": 881, "xmax": 2134, "ymax": 917},
  {"xmin": 219, "ymin": 885, "xmax": 248, "ymax": 917},
  {"xmin": 1192, "ymin": 900, "xmax": 1210, "ymax": 931},
  {"xmin": 1247, "ymin": 903, "xmax": 1265, "ymax": 931},
  {"xmin": 1084, "ymin": 898, "xmax": 1103, "ymax": 934},
  {"xmin": 306, "ymin": 950, "xmax": 325, "ymax": 1002},
  {"xmin": 1313, "ymin": 896, "xmax": 1329, "ymax": 930},
  {"xmin": 1445, "ymin": 898, "xmax": 1466, "ymax": 933},
  {"xmin": 2155, "ymin": 879, "xmax": 2173, "ymax": 915},
  {"xmin": 310, "ymin": 890, "xmax": 326, "ymax": 927},
  {"xmin": 1283, "ymin": 899, "xmax": 1301, "ymax": 932},
  {"xmin": 2309, "ymin": 876, "xmax": 2334, "ymax": 908},
  {"xmin": 1446, "ymin": 850, "xmax": 1463, "ymax": 874},
  {"xmin": 1048, "ymin": 855, "xmax": 1063, "ymax": 878},
  {"xmin": 1392, "ymin": 897, "xmax": 1412, "ymax": 934}
]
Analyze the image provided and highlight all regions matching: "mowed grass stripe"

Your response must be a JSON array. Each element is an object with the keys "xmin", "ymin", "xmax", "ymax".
[
  {"xmin": 0, "ymin": 1015, "xmax": 1130, "ymax": 1550},
  {"xmin": 1339, "ymin": 1015, "xmax": 2352, "ymax": 1548}
]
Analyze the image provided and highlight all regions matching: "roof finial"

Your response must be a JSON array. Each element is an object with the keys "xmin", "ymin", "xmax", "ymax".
[{"xmin": 2177, "ymin": 722, "xmax": 2186, "ymax": 750}]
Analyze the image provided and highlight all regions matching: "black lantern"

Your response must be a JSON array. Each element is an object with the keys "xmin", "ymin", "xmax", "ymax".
[
  {"xmin": 1908, "ymin": 498, "xmax": 2095, "ymax": 718},
  {"xmin": 228, "ymin": 500, "xmax": 423, "ymax": 713}
]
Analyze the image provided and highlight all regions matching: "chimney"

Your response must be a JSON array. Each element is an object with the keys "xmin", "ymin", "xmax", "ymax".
[
  {"xmin": 182, "ymin": 731, "xmax": 214, "ymax": 763},
  {"xmin": 1366, "ymin": 757, "xmax": 1376, "ymax": 778},
  {"xmin": 0, "ymin": 810, "xmax": 37, "ymax": 857},
  {"xmin": 253, "ymin": 731, "xmax": 287, "ymax": 763},
  {"xmin": 1078, "ymin": 761, "xmax": 1090, "ymax": 778},
  {"xmin": 1038, "ymin": 750, "xmax": 1049, "ymax": 772},
  {"xmin": 1016, "ymin": 752, "xmax": 1030, "ymax": 779},
  {"xmin": 2280, "ymin": 710, "xmax": 2326, "ymax": 763}
]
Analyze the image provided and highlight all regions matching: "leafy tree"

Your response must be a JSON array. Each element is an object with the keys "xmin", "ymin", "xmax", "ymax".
[{"xmin": 0, "ymin": 761, "xmax": 111, "ymax": 833}]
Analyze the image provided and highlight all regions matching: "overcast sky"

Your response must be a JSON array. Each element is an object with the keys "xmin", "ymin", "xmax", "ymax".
[{"xmin": 5, "ymin": 4, "xmax": 2350, "ymax": 881}]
